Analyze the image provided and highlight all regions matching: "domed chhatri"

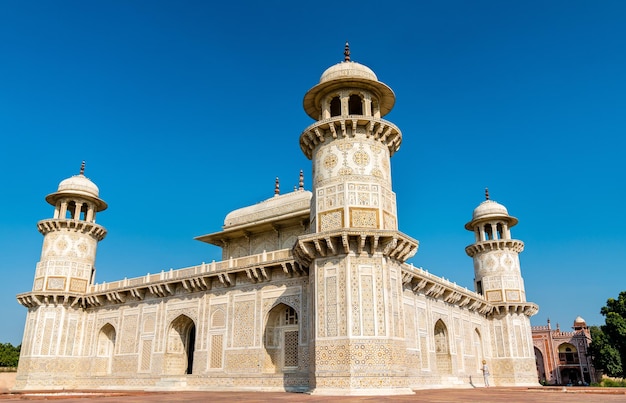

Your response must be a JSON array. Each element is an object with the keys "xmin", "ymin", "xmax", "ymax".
[
  {"xmin": 465, "ymin": 188, "xmax": 517, "ymax": 230},
  {"xmin": 319, "ymin": 59, "xmax": 378, "ymax": 83},
  {"xmin": 45, "ymin": 161, "xmax": 108, "ymax": 212},
  {"xmin": 303, "ymin": 42, "xmax": 395, "ymax": 120},
  {"xmin": 573, "ymin": 316, "xmax": 587, "ymax": 327}
]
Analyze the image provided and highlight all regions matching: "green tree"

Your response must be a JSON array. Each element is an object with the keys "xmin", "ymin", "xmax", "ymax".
[
  {"xmin": 589, "ymin": 291, "xmax": 626, "ymax": 378},
  {"xmin": 0, "ymin": 343, "xmax": 21, "ymax": 367}
]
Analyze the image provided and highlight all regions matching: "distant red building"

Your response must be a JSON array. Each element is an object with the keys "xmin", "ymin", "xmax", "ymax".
[{"xmin": 532, "ymin": 317, "xmax": 597, "ymax": 385}]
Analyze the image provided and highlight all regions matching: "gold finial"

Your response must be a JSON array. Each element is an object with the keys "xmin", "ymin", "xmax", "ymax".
[
  {"xmin": 344, "ymin": 41, "xmax": 350, "ymax": 62},
  {"xmin": 80, "ymin": 161, "xmax": 85, "ymax": 176},
  {"xmin": 485, "ymin": 187, "xmax": 490, "ymax": 200},
  {"xmin": 298, "ymin": 170, "xmax": 304, "ymax": 190},
  {"xmin": 274, "ymin": 177, "xmax": 280, "ymax": 196}
]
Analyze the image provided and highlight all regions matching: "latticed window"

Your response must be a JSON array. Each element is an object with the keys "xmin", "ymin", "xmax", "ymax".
[{"xmin": 283, "ymin": 307, "xmax": 298, "ymax": 325}]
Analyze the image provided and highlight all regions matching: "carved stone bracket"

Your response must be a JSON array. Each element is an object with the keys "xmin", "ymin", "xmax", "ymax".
[{"xmin": 293, "ymin": 229, "xmax": 419, "ymax": 266}]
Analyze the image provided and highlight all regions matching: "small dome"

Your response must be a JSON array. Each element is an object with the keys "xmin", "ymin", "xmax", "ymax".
[
  {"xmin": 57, "ymin": 174, "xmax": 100, "ymax": 199},
  {"xmin": 302, "ymin": 44, "xmax": 396, "ymax": 120},
  {"xmin": 573, "ymin": 316, "xmax": 587, "ymax": 326},
  {"xmin": 464, "ymin": 192, "xmax": 518, "ymax": 230},
  {"xmin": 472, "ymin": 200, "xmax": 509, "ymax": 221},
  {"xmin": 319, "ymin": 61, "xmax": 378, "ymax": 84},
  {"xmin": 224, "ymin": 190, "xmax": 312, "ymax": 229},
  {"xmin": 45, "ymin": 163, "xmax": 107, "ymax": 211}
]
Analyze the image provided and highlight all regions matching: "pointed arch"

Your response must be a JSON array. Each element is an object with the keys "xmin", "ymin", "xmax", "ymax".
[
  {"xmin": 434, "ymin": 319, "xmax": 452, "ymax": 374},
  {"xmin": 211, "ymin": 309, "xmax": 226, "ymax": 329},
  {"xmin": 535, "ymin": 347, "xmax": 546, "ymax": 383},
  {"xmin": 96, "ymin": 323, "xmax": 115, "ymax": 374},
  {"xmin": 473, "ymin": 328, "xmax": 484, "ymax": 371},
  {"xmin": 558, "ymin": 343, "xmax": 579, "ymax": 364},
  {"xmin": 263, "ymin": 303, "xmax": 299, "ymax": 373},
  {"xmin": 164, "ymin": 315, "xmax": 196, "ymax": 375}
]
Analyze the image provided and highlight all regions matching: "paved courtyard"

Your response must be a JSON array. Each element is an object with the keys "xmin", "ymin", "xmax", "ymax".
[{"xmin": 1, "ymin": 388, "xmax": 626, "ymax": 402}]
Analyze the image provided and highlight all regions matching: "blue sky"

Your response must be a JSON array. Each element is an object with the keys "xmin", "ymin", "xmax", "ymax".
[{"xmin": 1, "ymin": 1, "xmax": 625, "ymax": 345}]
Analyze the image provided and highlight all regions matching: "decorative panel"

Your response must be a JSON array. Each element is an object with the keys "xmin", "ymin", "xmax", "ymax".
[
  {"xmin": 140, "ymin": 339, "xmax": 152, "ymax": 372},
  {"xmin": 319, "ymin": 209, "xmax": 343, "ymax": 232},
  {"xmin": 233, "ymin": 300, "xmax": 255, "ymax": 347},
  {"xmin": 350, "ymin": 207, "xmax": 378, "ymax": 228},
  {"xmin": 284, "ymin": 330, "xmax": 298, "ymax": 367},
  {"xmin": 210, "ymin": 334, "xmax": 224, "ymax": 369}
]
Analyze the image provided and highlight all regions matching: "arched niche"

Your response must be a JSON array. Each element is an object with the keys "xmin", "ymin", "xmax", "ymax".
[
  {"xmin": 434, "ymin": 319, "xmax": 452, "ymax": 374},
  {"xmin": 263, "ymin": 303, "xmax": 299, "ymax": 373},
  {"xmin": 95, "ymin": 323, "xmax": 116, "ymax": 375},
  {"xmin": 165, "ymin": 315, "xmax": 196, "ymax": 375}
]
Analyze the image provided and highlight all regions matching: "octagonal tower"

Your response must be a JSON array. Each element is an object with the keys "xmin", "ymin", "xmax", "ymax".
[
  {"xmin": 294, "ymin": 43, "xmax": 418, "ymax": 395},
  {"xmin": 16, "ymin": 163, "xmax": 107, "ymax": 384},
  {"xmin": 465, "ymin": 189, "xmax": 538, "ymax": 386}
]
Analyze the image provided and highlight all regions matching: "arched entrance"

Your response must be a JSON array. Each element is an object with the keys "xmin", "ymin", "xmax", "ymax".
[
  {"xmin": 434, "ymin": 319, "xmax": 451, "ymax": 374},
  {"xmin": 165, "ymin": 315, "xmax": 196, "ymax": 375},
  {"xmin": 558, "ymin": 343, "xmax": 581, "ymax": 384},
  {"xmin": 534, "ymin": 347, "xmax": 546, "ymax": 383},
  {"xmin": 473, "ymin": 328, "xmax": 484, "ymax": 371},
  {"xmin": 96, "ymin": 323, "xmax": 115, "ymax": 375},
  {"xmin": 264, "ymin": 303, "xmax": 299, "ymax": 373}
]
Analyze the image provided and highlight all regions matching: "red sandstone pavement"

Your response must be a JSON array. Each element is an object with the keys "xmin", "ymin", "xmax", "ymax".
[{"xmin": 1, "ymin": 388, "xmax": 626, "ymax": 403}]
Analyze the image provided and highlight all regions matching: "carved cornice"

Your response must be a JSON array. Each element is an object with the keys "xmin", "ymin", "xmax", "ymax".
[
  {"xmin": 401, "ymin": 264, "xmax": 538, "ymax": 318},
  {"xmin": 16, "ymin": 249, "xmax": 306, "ymax": 309},
  {"xmin": 465, "ymin": 239, "xmax": 524, "ymax": 257},
  {"xmin": 293, "ymin": 229, "xmax": 418, "ymax": 266},
  {"xmin": 16, "ymin": 292, "xmax": 84, "ymax": 308},
  {"xmin": 401, "ymin": 264, "xmax": 493, "ymax": 315},
  {"xmin": 37, "ymin": 219, "xmax": 107, "ymax": 241},
  {"xmin": 490, "ymin": 302, "xmax": 539, "ymax": 317},
  {"xmin": 299, "ymin": 116, "xmax": 402, "ymax": 159}
]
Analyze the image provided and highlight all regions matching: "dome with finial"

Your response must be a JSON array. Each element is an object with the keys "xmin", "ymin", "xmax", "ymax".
[
  {"xmin": 319, "ymin": 43, "xmax": 378, "ymax": 83},
  {"xmin": 45, "ymin": 162, "xmax": 107, "ymax": 211},
  {"xmin": 220, "ymin": 172, "xmax": 311, "ymax": 229},
  {"xmin": 303, "ymin": 42, "xmax": 395, "ymax": 119},
  {"xmin": 573, "ymin": 316, "xmax": 587, "ymax": 328},
  {"xmin": 465, "ymin": 188, "xmax": 517, "ymax": 229}
]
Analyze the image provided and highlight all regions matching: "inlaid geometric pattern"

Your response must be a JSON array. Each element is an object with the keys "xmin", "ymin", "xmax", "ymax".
[
  {"xmin": 383, "ymin": 211, "xmax": 396, "ymax": 230},
  {"xmin": 143, "ymin": 316, "xmax": 155, "ymax": 334},
  {"xmin": 120, "ymin": 315, "xmax": 138, "ymax": 354},
  {"xmin": 350, "ymin": 208, "xmax": 378, "ymax": 228},
  {"xmin": 284, "ymin": 330, "xmax": 298, "ymax": 367},
  {"xmin": 211, "ymin": 309, "xmax": 226, "ymax": 328},
  {"xmin": 486, "ymin": 290, "xmax": 503, "ymax": 302},
  {"xmin": 350, "ymin": 266, "xmax": 361, "ymax": 336},
  {"xmin": 352, "ymin": 150, "xmax": 370, "ymax": 166},
  {"xmin": 210, "ymin": 334, "xmax": 223, "ymax": 369},
  {"xmin": 319, "ymin": 209, "xmax": 343, "ymax": 232},
  {"xmin": 325, "ymin": 274, "xmax": 338, "ymax": 337},
  {"xmin": 233, "ymin": 300, "xmax": 255, "ymax": 347},
  {"xmin": 360, "ymin": 272, "xmax": 375, "ymax": 336},
  {"xmin": 140, "ymin": 339, "xmax": 152, "ymax": 371},
  {"xmin": 69, "ymin": 278, "xmax": 87, "ymax": 292},
  {"xmin": 46, "ymin": 277, "xmax": 66, "ymax": 291},
  {"xmin": 505, "ymin": 289, "xmax": 521, "ymax": 302},
  {"xmin": 324, "ymin": 153, "xmax": 338, "ymax": 169},
  {"xmin": 404, "ymin": 304, "xmax": 417, "ymax": 348},
  {"xmin": 374, "ymin": 264, "xmax": 385, "ymax": 335}
]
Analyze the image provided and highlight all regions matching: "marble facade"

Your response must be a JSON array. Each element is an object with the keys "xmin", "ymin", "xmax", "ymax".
[{"xmin": 14, "ymin": 44, "xmax": 539, "ymax": 395}]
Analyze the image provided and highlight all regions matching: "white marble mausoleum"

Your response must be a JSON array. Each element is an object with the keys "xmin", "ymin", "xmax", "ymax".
[{"xmin": 14, "ymin": 44, "xmax": 539, "ymax": 395}]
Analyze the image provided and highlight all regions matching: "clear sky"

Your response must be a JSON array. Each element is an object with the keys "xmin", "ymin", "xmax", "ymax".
[{"xmin": 1, "ymin": 1, "xmax": 625, "ymax": 345}]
